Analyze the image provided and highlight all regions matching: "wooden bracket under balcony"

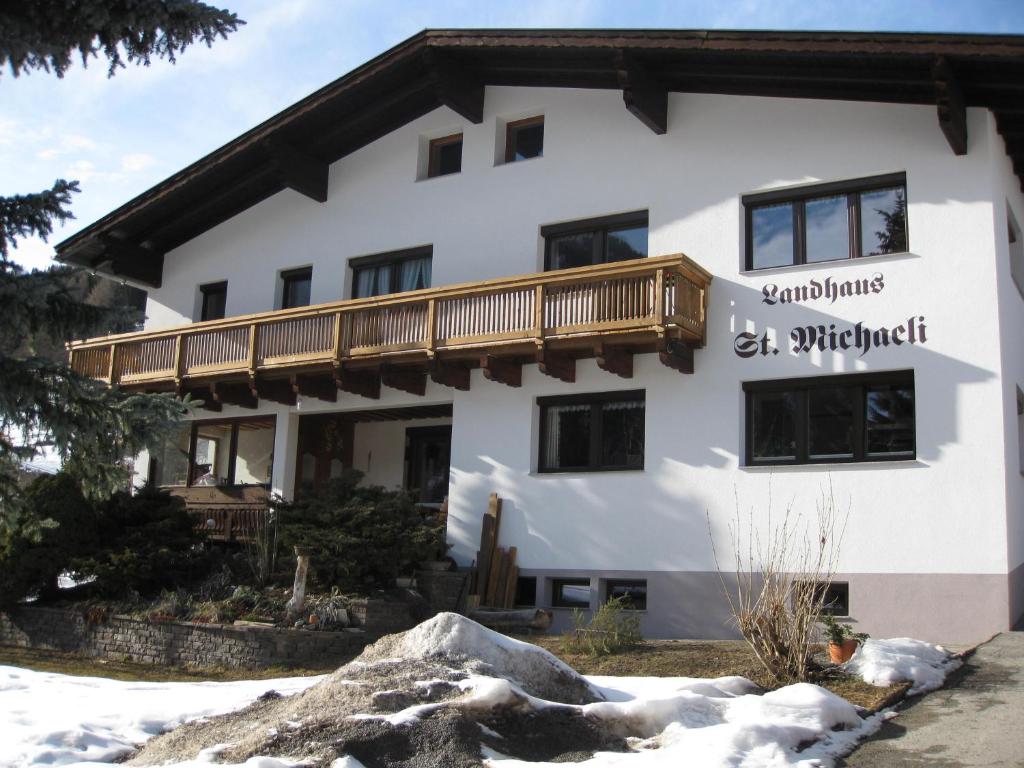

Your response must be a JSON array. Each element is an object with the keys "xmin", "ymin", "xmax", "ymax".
[{"xmin": 67, "ymin": 254, "xmax": 711, "ymax": 395}]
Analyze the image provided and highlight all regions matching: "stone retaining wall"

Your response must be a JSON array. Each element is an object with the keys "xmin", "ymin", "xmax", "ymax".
[{"xmin": 0, "ymin": 607, "xmax": 368, "ymax": 669}]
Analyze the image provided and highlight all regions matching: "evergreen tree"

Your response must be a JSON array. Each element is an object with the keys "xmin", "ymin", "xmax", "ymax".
[{"xmin": 0, "ymin": 2, "xmax": 242, "ymax": 544}]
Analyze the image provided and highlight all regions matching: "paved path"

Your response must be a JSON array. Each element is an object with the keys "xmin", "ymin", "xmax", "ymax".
[{"xmin": 840, "ymin": 632, "xmax": 1024, "ymax": 767}]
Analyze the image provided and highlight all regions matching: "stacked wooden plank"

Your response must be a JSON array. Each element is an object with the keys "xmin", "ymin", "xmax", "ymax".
[{"xmin": 467, "ymin": 493, "xmax": 518, "ymax": 609}]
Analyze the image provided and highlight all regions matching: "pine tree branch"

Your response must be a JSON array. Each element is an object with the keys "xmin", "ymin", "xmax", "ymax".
[
  {"xmin": 0, "ymin": 180, "xmax": 78, "ymax": 262},
  {"xmin": 1, "ymin": 1, "xmax": 244, "ymax": 78}
]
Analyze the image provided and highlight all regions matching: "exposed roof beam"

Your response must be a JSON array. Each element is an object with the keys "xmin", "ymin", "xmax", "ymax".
[
  {"xmin": 93, "ymin": 234, "xmax": 164, "ymax": 288},
  {"xmin": 264, "ymin": 140, "xmax": 329, "ymax": 203},
  {"xmin": 424, "ymin": 49, "xmax": 485, "ymax": 124},
  {"xmin": 615, "ymin": 50, "xmax": 668, "ymax": 135},
  {"xmin": 933, "ymin": 57, "xmax": 968, "ymax": 156}
]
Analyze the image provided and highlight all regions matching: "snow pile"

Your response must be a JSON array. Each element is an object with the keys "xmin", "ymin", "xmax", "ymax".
[
  {"xmin": 843, "ymin": 638, "xmax": 962, "ymax": 695},
  {"xmin": 356, "ymin": 611, "xmax": 600, "ymax": 704},
  {"xmin": 0, "ymin": 665, "xmax": 320, "ymax": 767}
]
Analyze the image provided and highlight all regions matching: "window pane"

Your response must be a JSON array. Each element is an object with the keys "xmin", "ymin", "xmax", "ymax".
[
  {"xmin": 283, "ymin": 272, "xmax": 311, "ymax": 309},
  {"xmin": 808, "ymin": 387, "xmax": 855, "ymax": 459},
  {"xmin": 555, "ymin": 581, "xmax": 590, "ymax": 608},
  {"xmin": 606, "ymin": 225, "xmax": 648, "ymax": 263},
  {"xmin": 200, "ymin": 284, "xmax": 226, "ymax": 321},
  {"xmin": 751, "ymin": 391, "xmax": 797, "ymax": 460},
  {"xmin": 861, "ymin": 186, "xmax": 907, "ymax": 256},
  {"xmin": 510, "ymin": 121, "xmax": 543, "ymax": 161},
  {"xmin": 607, "ymin": 580, "xmax": 647, "ymax": 610},
  {"xmin": 234, "ymin": 418, "xmax": 276, "ymax": 485},
  {"xmin": 549, "ymin": 232, "xmax": 596, "ymax": 270},
  {"xmin": 152, "ymin": 425, "xmax": 191, "ymax": 487},
  {"xmin": 805, "ymin": 195, "xmax": 850, "ymax": 263},
  {"xmin": 542, "ymin": 403, "xmax": 591, "ymax": 470},
  {"xmin": 601, "ymin": 399, "xmax": 645, "ymax": 469},
  {"xmin": 399, "ymin": 256, "xmax": 431, "ymax": 292},
  {"xmin": 192, "ymin": 423, "xmax": 233, "ymax": 484},
  {"xmin": 431, "ymin": 138, "xmax": 462, "ymax": 176},
  {"xmin": 515, "ymin": 577, "xmax": 537, "ymax": 607},
  {"xmin": 866, "ymin": 385, "xmax": 915, "ymax": 456},
  {"xmin": 751, "ymin": 202, "xmax": 795, "ymax": 269}
]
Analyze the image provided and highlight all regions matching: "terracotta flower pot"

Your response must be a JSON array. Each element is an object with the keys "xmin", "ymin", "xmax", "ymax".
[{"xmin": 828, "ymin": 638, "xmax": 860, "ymax": 664}]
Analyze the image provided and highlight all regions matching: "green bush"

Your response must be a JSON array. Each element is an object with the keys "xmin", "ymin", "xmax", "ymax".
[
  {"xmin": 277, "ymin": 470, "xmax": 446, "ymax": 591},
  {"xmin": 73, "ymin": 486, "xmax": 210, "ymax": 597},
  {"xmin": 563, "ymin": 596, "xmax": 643, "ymax": 657},
  {"xmin": 0, "ymin": 472, "xmax": 98, "ymax": 606}
]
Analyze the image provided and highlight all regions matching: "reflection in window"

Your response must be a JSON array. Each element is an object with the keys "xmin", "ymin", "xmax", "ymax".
[
  {"xmin": 542, "ymin": 403, "xmax": 591, "ymax": 470},
  {"xmin": 808, "ymin": 388, "xmax": 855, "ymax": 459},
  {"xmin": 151, "ymin": 424, "xmax": 191, "ymax": 487},
  {"xmin": 281, "ymin": 267, "xmax": 312, "ymax": 309},
  {"xmin": 553, "ymin": 579, "xmax": 590, "ymax": 608},
  {"xmin": 866, "ymin": 384, "xmax": 915, "ymax": 456},
  {"xmin": 544, "ymin": 212, "xmax": 648, "ymax": 271},
  {"xmin": 606, "ymin": 579, "xmax": 647, "ymax": 610},
  {"xmin": 751, "ymin": 202, "xmax": 794, "ymax": 269},
  {"xmin": 805, "ymin": 195, "xmax": 850, "ymax": 263},
  {"xmin": 151, "ymin": 417, "xmax": 276, "ymax": 488},
  {"xmin": 600, "ymin": 400, "xmax": 645, "ymax": 469},
  {"xmin": 745, "ymin": 174, "xmax": 907, "ymax": 269}
]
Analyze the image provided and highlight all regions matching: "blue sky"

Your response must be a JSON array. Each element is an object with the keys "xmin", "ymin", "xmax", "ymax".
[{"xmin": 3, "ymin": 0, "xmax": 1023, "ymax": 271}]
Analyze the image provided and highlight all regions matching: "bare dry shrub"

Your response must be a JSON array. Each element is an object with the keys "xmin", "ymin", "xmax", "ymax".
[{"xmin": 709, "ymin": 481, "xmax": 847, "ymax": 685}]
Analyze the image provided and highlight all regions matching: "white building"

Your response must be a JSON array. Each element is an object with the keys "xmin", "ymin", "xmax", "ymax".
[{"xmin": 59, "ymin": 29, "xmax": 1024, "ymax": 643}]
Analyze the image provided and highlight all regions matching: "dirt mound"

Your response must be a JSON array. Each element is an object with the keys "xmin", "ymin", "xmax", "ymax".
[{"xmin": 128, "ymin": 614, "xmax": 610, "ymax": 767}]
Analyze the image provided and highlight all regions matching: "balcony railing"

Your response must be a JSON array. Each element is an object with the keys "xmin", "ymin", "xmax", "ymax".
[{"xmin": 68, "ymin": 254, "xmax": 711, "ymax": 389}]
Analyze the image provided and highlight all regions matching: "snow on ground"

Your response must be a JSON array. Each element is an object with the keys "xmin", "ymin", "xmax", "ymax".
[
  {"xmin": 0, "ymin": 616, "xmax": 964, "ymax": 768},
  {"xmin": 843, "ymin": 638, "xmax": 962, "ymax": 695},
  {"xmin": 0, "ymin": 665, "xmax": 321, "ymax": 767}
]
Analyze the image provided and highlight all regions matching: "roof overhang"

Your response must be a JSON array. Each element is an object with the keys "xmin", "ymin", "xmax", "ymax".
[{"xmin": 55, "ymin": 28, "xmax": 1024, "ymax": 287}]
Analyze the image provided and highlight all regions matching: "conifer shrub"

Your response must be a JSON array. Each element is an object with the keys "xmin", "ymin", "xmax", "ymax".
[
  {"xmin": 73, "ymin": 486, "xmax": 210, "ymax": 597},
  {"xmin": 563, "ymin": 596, "xmax": 643, "ymax": 657},
  {"xmin": 0, "ymin": 472, "xmax": 97, "ymax": 606},
  {"xmin": 277, "ymin": 470, "xmax": 446, "ymax": 591}
]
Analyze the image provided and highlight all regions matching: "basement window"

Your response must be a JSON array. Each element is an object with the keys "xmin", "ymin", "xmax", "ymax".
[
  {"xmin": 743, "ymin": 173, "xmax": 908, "ymax": 270},
  {"xmin": 744, "ymin": 371, "xmax": 915, "ymax": 466},
  {"xmin": 515, "ymin": 576, "xmax": 537, "ymax": 607},
  {"xmin": 797, "ymin": 581, "xmax": 850, "ymax": 616},
  {"xmin": 538, "ymin": 391, "xmax": 645, "ymax": 472},
  {"xmin": 552, "ymin": 578, "xmax": 591, "ymax": 608},
  {"xmin": 605, "ymin": 579, "xmax": 647, "ymax": 610},
  {"xmin": 428, "ymin": 133, "xmax": 463, "ymax": 178},
  {"xmin": 542, "ymin": 211, "xmax": 648, "ymax": 271}
]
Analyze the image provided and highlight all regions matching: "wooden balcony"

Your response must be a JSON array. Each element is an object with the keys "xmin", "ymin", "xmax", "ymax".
[{"xmin": 68, "ymin": 254, "xmax": 710, "ymax": 408}]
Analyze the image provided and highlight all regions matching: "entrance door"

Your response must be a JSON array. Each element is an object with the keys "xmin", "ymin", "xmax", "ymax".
[
  {"xmin": 405, "ymin": 425, "xmax": 452, "ymax": 504},
  {"xmin": 294, "ymin": 415, "xmax": 354, "ymax": 498}
]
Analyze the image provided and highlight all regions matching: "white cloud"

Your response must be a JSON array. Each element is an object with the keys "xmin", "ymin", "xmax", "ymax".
[
  {"xmin": 120, "ymin": 153, "xmax": 156, "ymax": 173},
  {"xmin": 8, "ymin": 236, "xmax": 57, "ymax": 272},
  {"xmin": 66, "ymin": 159, "xmax": 97, "ymax": 182}
]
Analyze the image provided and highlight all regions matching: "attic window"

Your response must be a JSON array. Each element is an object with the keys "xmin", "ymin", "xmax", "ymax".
[
  {"xmin": 428, "ymin": 133, "xmax": 462, "ymax": 177},
  {"xmin": 505, "ymin": 116, "xmax": 544, "ymax": 162}
]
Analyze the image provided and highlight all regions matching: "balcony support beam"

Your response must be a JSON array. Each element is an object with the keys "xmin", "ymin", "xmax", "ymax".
[
  {"xmin": 536, "ymin": 347, "xmax": 575, "ymax": 383},
  {"xmin": 481, "ymin": 355, "xmax": 521, "ymax": 388},
  {"xmin": 595, "ymin": 343, "xmax": 634, "ymax": 378},
  {"xmin": 291, "ymin": 374, "xmax": 337, "ymax": 402},
  {"xmin": 659, "ymin": 338, "xmax": 694, "ymax": 374},
  {"xmin": 615, "ymin": 50, "xmax": 668, "ymax": 135},
  {"xmin": 334, "ymin": 367, "xmax": 381, "ymax": 399},
  {"xmin": 381, "ymin": 365, "xmax": 427, "ymax": 396},
  {"xmin": 212, "ymin": 381, "xmax": 258, "ymax": 409},
  {"xmin": 430, "ymin": 359, "xmax": 471, "ymax": 391},
  {"xmin": 95, "ymin": 234, "xmax": 164, "ymax": 288},
  {"xmin": 186, "ymin": 385, "xmax": 222, "ymax": 411},
  {"xmin": 253, "ymin": 378, "xmax": 296, "ymax": 406}
]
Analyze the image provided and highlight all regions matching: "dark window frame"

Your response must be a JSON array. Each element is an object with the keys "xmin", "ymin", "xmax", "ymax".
[
  {"xmin": 541, "ymin": 210, "xmax": 649, "ymax": 271},
  {"xmin": 538, "ymin": 390, "xmax": 646, "ymax": 473},
  {"xmin": 505, "ymin": 115, "xmax": 544, "ymax": 163},
  {"xmin": 605, "ymin": 579, "xmax": 648, "ymax": 611},
  {"xmin": 552, "ymin": 578, "xmax": 591, "ymax": 608},
  {"xmin": 427, "ymin": 132, "xmax": 463, "ymax": 178},
  {"xmin": 743, "ymin": 172, "xmax": 908, "ymax": 271},
  {"xmin": 280, "ymin": 266, "xmax": 312, "ymax": 310},
  {"xmin": 743, "ymin": 371, "xmax": 915, "ymax": 466},
  {"xmin": 166, "ymin": 416, "xmax": 276, "ymax": 488},
  {"xmin": 350, "ymin": 245, "xmax": 433, "ymax": 299},
  {"xmin": 199, "ymin": 281, "xmax": 227, "ymax": 322}
]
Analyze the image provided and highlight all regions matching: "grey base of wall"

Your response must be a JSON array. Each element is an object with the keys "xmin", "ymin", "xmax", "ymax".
[{"xmin": 519, "ymin": 569, "xmax": 1019, "ymax": 645}]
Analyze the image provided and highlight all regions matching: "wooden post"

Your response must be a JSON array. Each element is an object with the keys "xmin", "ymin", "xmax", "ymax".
[
  {"xmin": 331, "ymin": 311, "xmax": 344, "ymax": 365},
  {"xmin": 654, "ymin": 268, "xmax": 665, "ymax": 327},
  {"xmin": 173, "ymin": 334, "xmax": 186, "ymax": 390},
  {"xmin": 286, "ymin": 546, "xmax": 312, "ymax": 621},
  {"xmin": 106, "ymin": 344, "xmax": 119, "ymax": 384},
  {"xmin": 426, "ymin": 297, "xmax": 437, "ymax": 351},
  {"xmin": 534, "ymin": 284, "xmax": 544, "ymax": 339},
  {"xmin": 247, "ymin": 322, "xmax": 259, "ymax": 378}
]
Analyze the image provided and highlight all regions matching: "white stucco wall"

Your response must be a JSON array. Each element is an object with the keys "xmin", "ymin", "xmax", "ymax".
[{"xmin": 137, "ymin": 86, "xmax": 1019, "ymax": 636}]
